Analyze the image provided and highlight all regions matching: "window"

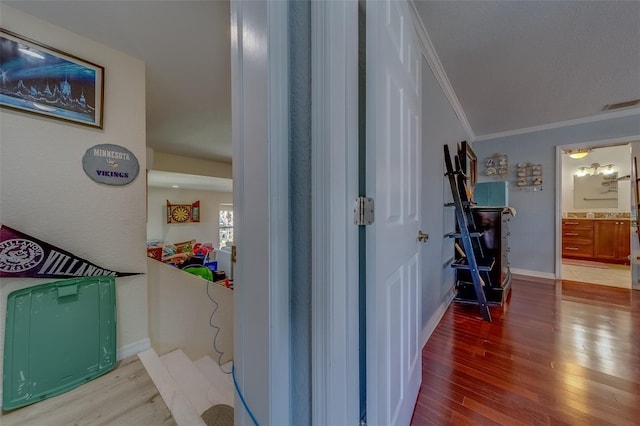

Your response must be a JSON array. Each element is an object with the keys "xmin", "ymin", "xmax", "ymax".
[{"xmin": 219, "ymin": 204, "xmax": 234, "ymax": 248}]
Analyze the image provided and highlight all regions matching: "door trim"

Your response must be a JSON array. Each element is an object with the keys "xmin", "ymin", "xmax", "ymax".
[
  {"xmin": 231, "ymin": 1, "xmax": 290, "ymax": 424},
  {"xmin": 311, "ymin": 1, "xmax": 360, "ymax": 425},
  {"xmin": 555, "ymin": 134, "xmax": 640, "ymax": 280}
]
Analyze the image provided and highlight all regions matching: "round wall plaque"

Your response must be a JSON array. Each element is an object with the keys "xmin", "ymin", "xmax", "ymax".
[{"xmin": 82, "ymin": 144, "xmax": 140, "ymax": 186}]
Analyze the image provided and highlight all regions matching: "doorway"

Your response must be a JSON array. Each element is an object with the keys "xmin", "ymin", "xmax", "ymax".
[{"xmin": 560, "ymin": 144, "xmax": 632, "ymax": 288}]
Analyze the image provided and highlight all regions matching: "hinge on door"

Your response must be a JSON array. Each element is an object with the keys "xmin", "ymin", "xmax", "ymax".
[{"xmin": 354, "ymin": 197, "xmax": 374, "ymax": 226}]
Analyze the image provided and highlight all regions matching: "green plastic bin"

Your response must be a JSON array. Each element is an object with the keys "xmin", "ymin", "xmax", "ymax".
[{"xmin": 3, "ymin": 277, "xmax": 117, "ymax": 410}]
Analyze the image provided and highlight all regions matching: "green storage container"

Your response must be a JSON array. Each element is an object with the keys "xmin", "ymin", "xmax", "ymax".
[{"xmin": 3, "ymin": 277, "xmax": 117, "ymax": 410}]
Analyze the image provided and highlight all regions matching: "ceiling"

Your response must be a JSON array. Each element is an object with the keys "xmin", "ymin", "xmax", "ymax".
[
  {"xmin": 413, "ymin": 1, "xmax": 640, "ymax": 140},
  {"xmin": 148, "ymin": 170, "xmax": 232, "ymax": 192},
  {"xmin": 4, "ymin": 1, "xmax": 640, "ymax": 162}
]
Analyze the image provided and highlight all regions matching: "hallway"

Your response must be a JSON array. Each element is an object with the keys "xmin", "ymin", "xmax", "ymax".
[{"xmin": 411, "ymin": 276, "xmax": 640, "ymax": 425}]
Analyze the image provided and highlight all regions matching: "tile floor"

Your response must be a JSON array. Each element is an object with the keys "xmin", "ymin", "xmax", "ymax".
[{"xmin": 561, "ymin": 259, "xmax": 631, "ymax": 288}]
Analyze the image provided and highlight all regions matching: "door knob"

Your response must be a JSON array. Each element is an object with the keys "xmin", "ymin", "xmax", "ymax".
[{"xmin": 418, "ymin": 230, "xmax": 429, "ymax": 242}]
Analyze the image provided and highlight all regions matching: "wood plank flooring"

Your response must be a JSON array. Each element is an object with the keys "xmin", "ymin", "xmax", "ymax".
[
  {"xmin": 411, "ymin": 276, "xmax": 640, "ymax": 426},
  {"xmin": 1, "ymin": 355, "xmax": 176, "ymax": 426}
]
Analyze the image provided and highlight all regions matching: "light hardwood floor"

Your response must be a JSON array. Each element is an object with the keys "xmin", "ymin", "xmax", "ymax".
[{"xmin": 1, "ymin": 355, "xmax": 176, "ymax": 426}]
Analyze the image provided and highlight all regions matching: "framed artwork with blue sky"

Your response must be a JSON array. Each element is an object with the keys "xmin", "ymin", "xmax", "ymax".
[{"xmin": 0, "ymin": 28, "xmax": 104, "ymax": 128}]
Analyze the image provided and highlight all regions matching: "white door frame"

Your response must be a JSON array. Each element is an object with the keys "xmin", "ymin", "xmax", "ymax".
[
  {"xmin": 554, "ymin": 135, "xmax": 640, "ymax": 281},
  {"xmin": 310, "ymin": 1, "xmax": 360, "ymax": 425},
  {"xmin": 231, "ymin": 1, "xmax": 290, "ymax": 424}
]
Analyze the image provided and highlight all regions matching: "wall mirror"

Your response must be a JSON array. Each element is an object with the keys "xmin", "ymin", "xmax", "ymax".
[{"xmin": 574, "ymin": 173, "xmax": 618, "ymax": 208}]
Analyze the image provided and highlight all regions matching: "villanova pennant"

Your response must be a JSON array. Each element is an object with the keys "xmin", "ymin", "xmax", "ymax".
[{"xmin": 0, "ymin": 225, "xmax": 138, "ymax": 278}]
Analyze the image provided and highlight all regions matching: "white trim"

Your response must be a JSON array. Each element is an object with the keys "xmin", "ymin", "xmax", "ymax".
[
  {"xmin": 554, "ymin": 134, "xmax": 640, "ymax": 281},
  {"xmin": 555, "ymin": 145, "xmax": 563, "ymax": 279},
  {"xmin": 474, "ymin": 107, "xmax": 640, "ymax": 142},
  {"xmin": 421, "ymin": 292, "xmax": 454, "ymax": 348},
  {"xmin": 410, "ymin": 1, "xmax": 475, "ymax": 142},
  {"xmin": 230, "ymin": 1, "xmax": 290, "ymax": 424},
  {"xmin": 117, "ymin": 338, "xmax": 151, "ymax": 361},
  {"xmin": 311, "ymin": 1, "xmax": 360, "ymax": 425},
  {"xmin": 510, "ymin": 268, "xmax": 556, "ymax": 280},
  {"xmin": 267, "ymin": 1, "xmax": 291, "ymax": 424},
  {"xmin": 557, "ymin": 135, "xmax": 640, "ymax": 151}
]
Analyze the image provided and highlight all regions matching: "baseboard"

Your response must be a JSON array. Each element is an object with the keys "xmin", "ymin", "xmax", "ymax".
[
  {"xmin": 117, "ymin": 337, "xmax": 151, "ymax": 361},
  {"xmin": 510, "ymin": 268, "xmax": 556, "ymax": 280},
  {"xmin": 421, "ymin": 290, "xmax": 455, "ymax": 348}
]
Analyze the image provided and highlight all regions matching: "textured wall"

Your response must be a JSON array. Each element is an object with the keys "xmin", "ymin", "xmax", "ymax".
[
  {"xmin": 473, "ymin": 113, "xmax": 640, "ymax": 275},
  {"xmin": 420, "ymin": 59, "xmax": 468, "ymax": 336},
  {"xmin": 0, "ymin": 6, "xmax": 149, "ymax": 382}
]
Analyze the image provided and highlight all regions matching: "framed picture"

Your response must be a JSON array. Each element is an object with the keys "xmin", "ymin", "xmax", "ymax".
[
  {"xmin": 0, "ymin": 28, "xmax": 104, "ymax": 128},
  {"xmin": 458, "ymin": 140, "xmax": 477, "ymax": 188}
]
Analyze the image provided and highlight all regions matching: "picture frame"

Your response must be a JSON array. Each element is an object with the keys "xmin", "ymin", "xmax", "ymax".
[
  {"xmin": 458, "ymin": 140, "xmax": 478, "ymax": 188},
  {"xmin": 0, "ymin": 28, "xmax": 104, "ymax": 128}
]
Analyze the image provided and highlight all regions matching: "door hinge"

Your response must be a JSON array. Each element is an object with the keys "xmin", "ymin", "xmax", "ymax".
[{"xmin": 354, "ymin": 197, "xmax": 374, "ymax": 226}]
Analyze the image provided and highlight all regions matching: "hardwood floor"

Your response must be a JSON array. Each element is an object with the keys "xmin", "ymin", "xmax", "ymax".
[
  {"xmin": 411, "ymin": 276, "xmax": 640, "ymax": 425},
  {"xmin": 1, "ymin": 355, "xmax": 176, "ymax": 426}
]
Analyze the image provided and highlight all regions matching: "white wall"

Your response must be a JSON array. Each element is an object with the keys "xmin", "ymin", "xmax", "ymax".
[
  {"xmin": 0, "ymin": 5, "xmax": 149, "ymax": 383},
  {"xmin": 152, "ymin": 151, "xmax": 232, "ymax": 179},
  {"xmin": 561, "ymin": 145, "xmax": 631, "ymax": 213},
  {"xmin": 147, "ymin": 259, "xmax": 233, "ymax": 362},
  {"xmin": 147, "ymin": 187, "xmax": 232, "ymax": 248},
  {"xmin": 420, "ymin": 58, "xmax": 467, "ymax": 342}
]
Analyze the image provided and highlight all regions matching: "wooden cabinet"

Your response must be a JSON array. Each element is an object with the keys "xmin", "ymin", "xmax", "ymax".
[
  {"xmin": 562, "ymin": 219, "xmax": 630, "ymax": 264},
  {"xmin": 562, "ymin": 220, "xmax": 594, "ymax": 258},
  {"xmin": 455, "ymin": 207, "xmax": 512, "ymax": 304},
  {"xmin": 594, "ymin": 220, "xmax": 630, "ymax": 264}
]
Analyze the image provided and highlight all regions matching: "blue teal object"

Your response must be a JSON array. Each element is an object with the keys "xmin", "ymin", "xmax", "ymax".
[
  {"xmin": 3, "ymin": 277, "xmax": 117, "ymax": 410},
  {"xmin": 474, "ymin": 181, "xmax": 509, "ymax": 206}
]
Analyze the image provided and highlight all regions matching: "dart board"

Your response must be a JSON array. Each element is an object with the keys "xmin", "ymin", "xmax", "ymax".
[{"xmin": 167, "ymin": 200, "xmax": 200, "ymax": 224}]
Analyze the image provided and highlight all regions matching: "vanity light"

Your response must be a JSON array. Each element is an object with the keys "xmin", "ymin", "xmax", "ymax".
[
  {"xmin": 577, "ymin": 163, "xmax": 615, "ymax": 176},
  {"xmin": 575, "ymin": 167, "xmax": 589, "ymax": 177},
  {"xmin": 602, "ymin": 165, "xmax": 615, "ymax": 175}
]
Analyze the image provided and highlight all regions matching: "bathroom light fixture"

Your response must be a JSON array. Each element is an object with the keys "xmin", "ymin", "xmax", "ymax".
[
  {"xmin": 565, "ymin": 148, "xmax": 591, "ymax": 159},
  {"xmin": 601, "ymin": 164, "xmax": 615, "ymax": 175},
  {"xmin": 575, "ymin": 163, "xmax": 616, "ymax": 177},
  {"xmin": 575, "ymin": 167, "xmax": 589, "ymax": 177}
]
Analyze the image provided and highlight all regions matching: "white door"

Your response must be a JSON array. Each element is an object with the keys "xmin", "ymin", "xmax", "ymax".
[
  {"xmin": 630, "ymin": 141, "xmax": 640, "ymax": 291},
  {"xmin": 366, "ymin": 0, "xmax": 422, "ymax": 424}
]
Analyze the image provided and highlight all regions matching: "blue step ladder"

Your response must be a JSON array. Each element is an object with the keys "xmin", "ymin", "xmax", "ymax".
[{"xmin": 444, "ymin": 144, "xmax": 494, "ymax": 322}]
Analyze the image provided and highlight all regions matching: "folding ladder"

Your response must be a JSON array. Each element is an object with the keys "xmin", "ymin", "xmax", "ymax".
[{"xmin": 444, "ymin": 144, "xmax": 495, "ymax": 322}]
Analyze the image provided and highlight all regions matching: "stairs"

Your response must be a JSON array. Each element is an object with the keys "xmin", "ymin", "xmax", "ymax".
[{"xmin": 138, "ymin": 348, "xmax": 234, "ymax": 426}]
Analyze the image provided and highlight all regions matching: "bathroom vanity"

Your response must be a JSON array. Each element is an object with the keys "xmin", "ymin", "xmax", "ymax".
[{"xmin": 562, "ymin": 217, "xmax": 630, "ymax": 264}]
